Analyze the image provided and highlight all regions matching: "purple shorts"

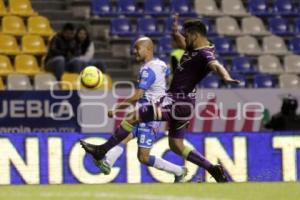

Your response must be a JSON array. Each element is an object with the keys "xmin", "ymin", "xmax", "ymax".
[{"xmin": 138, "ymin": 96, "xmax": 195, "ymax": 138}]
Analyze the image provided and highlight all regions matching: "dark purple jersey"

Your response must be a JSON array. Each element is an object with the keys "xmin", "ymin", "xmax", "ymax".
[{"xmin": 168, "ymin": 45, "xmax": 216, "ymax": 96}]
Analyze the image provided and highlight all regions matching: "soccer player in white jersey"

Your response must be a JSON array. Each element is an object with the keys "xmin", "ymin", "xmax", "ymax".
[{"xmin": 92, "ymin": 36, "xmax": 187, "ymax": 182}]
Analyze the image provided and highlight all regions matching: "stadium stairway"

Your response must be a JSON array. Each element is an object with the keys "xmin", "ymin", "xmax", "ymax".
[{"xmin": 31, "ymin": 0, "xmax": 134, "ymax": 82}]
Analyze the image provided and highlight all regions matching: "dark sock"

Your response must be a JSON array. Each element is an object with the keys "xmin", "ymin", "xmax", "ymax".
[
  {"xmin": 100, "ymin": 126, "xmax": 130, "ymax": 153},
  {"xmin": 187, "ymin": 150, "xmax": 213, "ymax": 170}
]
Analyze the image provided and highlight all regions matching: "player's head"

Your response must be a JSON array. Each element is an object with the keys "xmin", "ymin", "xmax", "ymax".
[
  {"xmin": 61, "ymin": 23, "xmax": 75, "ymax": 41},
  {"xmin": 281, "ymin": 95, "xmax": 298, "ymax": 115},
  {"xmin": 183, "ymin": 19, "xmax": 207, "ymax": 50},
  {"xmin": 133, "ymin": 36, "xmax": 154, "ymax": 62}
]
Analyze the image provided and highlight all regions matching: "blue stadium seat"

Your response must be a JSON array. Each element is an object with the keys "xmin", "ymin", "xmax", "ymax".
[
  {"xmin": 117, "ymin": 0, "xmax": 141, "ymax": 16},
  {"xmin": 212, "ymin": 37, "xmax": 236, "ymax": 56},
  {"xmin": 111, "ymin": 18, "xmax": 135, "ymax": 37},
  {"xmin": 158, "ymin": 36, "xmax": 172, "ymax": 53},
  {"xmin": 268, "ymin": 17, "xmax": 292, "ymax": 36},
  {"xmin": 91, "ymin": 0, "xmax": 116, "ymax": 17},
  {"xmin": 202, "ymin": 18, "xmax": 217, "ymax": 37},
  {"xmin": 137, "ymin": 17, "xmax": 162, "ymax": 37},
  {"xmin": 171, "ymin": 0, "xmax": 196, "ymax": 17},
  {"xmin": 273, "ymin": 0, "xmax": 298, "ymax": 16},
  {"xmin": 144, "ymin": 0, "xmax": 169, "ymax": 16},
  {"xmin": 253, "ymin": 74, "xmax": 276, "ymax": 88},
  {"xmin": 200, "ymin": 74, "xmax": 221, "ymax": 88},
  {"xmin": 294, "ymin": 18, "xmax": 300, "ymax": 34},
  {"xmin": 289, "ymin": 37, "xmax": 300, "ymax": 54},
  {"xmin": 226, "ymin": 73, "xmax": 247, "ymax": 88},
  {"xmin": 232, "ymin": 56, "xmax": 256, "ymax": 74},
  {"xmin": 164, "ymin": 17, "xmax": 184, "ymax": 34},
  {"xmin": 248, "ymin": 0, "xmax": 273, "ymax": 16}
]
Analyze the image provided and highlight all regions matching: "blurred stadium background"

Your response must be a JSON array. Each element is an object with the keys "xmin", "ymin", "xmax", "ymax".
[{"xmin": 0, "ymin": 0, "xmax": 300, "ymax": 199}]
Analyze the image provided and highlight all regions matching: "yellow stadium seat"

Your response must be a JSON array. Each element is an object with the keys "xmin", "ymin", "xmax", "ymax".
[
  {"xmin": 15, "ymin": 54, "xmax": 40, "ymax": 75},
  {"xmin": 22, "ymin": 35, "xmax": 47, "ymax": 55},
  {"xmin": 9, "ymin": 0, "xmax": 37, "ymax": 16},
  {"xmin": 0, "ymin": 77, "xmax": 5, "ymax": 90},
  {"xmin": 61, "ymin": 73, "xmax": 80, "ymax": 90},
  {"xmin": 0, "ymin": 34, "xmax": 21, "ymax": 55},
  {"xmin": 98, "ymin": 74, "xmax": 113, "ymax": 89},
  {"xmin": 0, "ymin": 55, "xmax": 14, "ymax": 76},
  {"xmin": 0, "ymin": 0, "xmax": 7, "ymax": 16},
  {"xmin": 28, "ymin": 16, "xmax": 55, "ymax": 37},
  {"xmin": 2, "ymin": 16, "xmax": 27, "ymax": 36}
]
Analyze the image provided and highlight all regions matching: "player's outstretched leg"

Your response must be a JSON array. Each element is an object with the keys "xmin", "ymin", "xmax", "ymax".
[
  {"xmin": 137, "ymin": 148, "xmax": 188, "ymax": 183},
  {"xmin": 169, "ymin": 136, "xmax": 228, "ymax": 183},
  {"xmin": 80, "ymin": 112, "xmax": 139, "ymax": 161}
]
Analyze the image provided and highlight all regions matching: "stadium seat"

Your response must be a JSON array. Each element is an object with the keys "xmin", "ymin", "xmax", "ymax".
[
  {"xmin": 171, "ymin": 0, "xmax": 196, "ymax": 17},
  {"xmin": 111, "ymin": 17, "xmax": 135, "ymax": 37},
  {"xmin": 0, "ymin": 0, "xmax": 7, "ymax": 16},
  {"xmin": 61, "ymin": 73, "xmax": 79, "ymax": 90},
  {"xmin": 258, "ymin": 55, "xmax": 284, "ymax": 74},
  {"xmin": 0, "ymin": 34, "xmax": 21, "ymax": 55},
  {"xmin": 268, "ymin": 17, "xmax": 292, "ymax": 36},
  {"xmin": 98, "ymin": 74, "xmax": 113, "ymax": 89},
  {"xmin": 279, "ymin": 74, "xmax": 300, "ymax": 88},
  {"xmin": 221, "ymin": 0, "xmax": 249, "ymax": 17},
  {"xmin": 144, "ymin": 0, "xmax": 169, "ymax": 16},
  {"xmin": 0, "ymin": 77, "xmax": 5, "ymax": 90},
  {"xmin": 91, "ymin": 0, "xmax": 116, "ymax": 17},
  {"xmin": 253, "ymin": 74, "xmax": 276, "ymax": 88},
  {"xmin": 262, "ymin": 35, "xmax": 289, "ymax": 55},
  {"xmin": 117, "ymin": 0, "xmax": 141, "ymax": 16},
  {"xmin": 273, "ymin": 0, "xmax": 298, "ymax": 16},
  {"xmin": 7, "ymin": 74, "xmax": 32, "ymax": 90},
  {"xmin": 22, "ymin": 35, "xmax": 47, "ymax": 55},
  {"xmin": 28, "ymin": 16, "xmax": 55, "ymax": 37},
  {"xmin": 164, "ymin": 17, "xmax": 183, "ymax": 34},
  {"xmin": 2, "ymin": 16, "xmax": 27, "ymax": 36},
  {"xmin": 15, "ymin": 54, "xmax": 40, "ymax": 75},
  {"xmin": 284, "ymin": 55, "xmax": 300, "ymax": 73},
  {"xmin": 200, "ymin": 74, "xmax": 221, "ymax": 88},
  {"xmin": 231, "ymin": 56, "xmax": 256, "ymax": 74},
  {"xmin": 241, "ymin": 16, "xmax": 270, "ymax": 36},
  {"xmin": 212, "ymin": 36, "xmax": 236, "ymax": 55},
  {"xmin": 236, "ymin": 36, "xmax": 261, "ymax": 55},
  {"xmin": 158, "ymin": 36, "xmax": 172, "ymax": 53},
  {"xmin": 202, "ymin": 18, "xmax": 217, "ymax": 36},
  {"xmin": 248, "ymin": 0, "xmax": 273, "ymax": 16},
  {"xmin": 8, "ymin": 0, "xmax": 37, "ymax": 16},
  {"xmin": 216, "ymin": 16, "xmax": 241, "ymax": 36},
  {"xmin": 295, "ymin": 18, "xmax": 300, "ymax": 34},
  {"xmin": 137, "ymin": 17, "xmax": 162, "ymax": 37},
  {"xmin": 0, "ymin": 55, "xmax": 14, "ymax": 76},
  {"xmin": 34, "ymin": 73, "xmax": 59, "ymax": 90},
  {"xmin": 226, "ymin": 73, "xmax": 247, "ymax": 88},
  {"xmin": 289, "ymin": 37, "xmax": 300, "ymax": 54},
  {"xmin": 195, "ymin": 0, "xmax": 222, "ymax": 16}
]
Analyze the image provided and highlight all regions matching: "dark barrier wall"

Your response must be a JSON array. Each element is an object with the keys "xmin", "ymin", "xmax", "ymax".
[{"xmin": 0, "ymin": 131, "xmax": 299, "ymax": 184}]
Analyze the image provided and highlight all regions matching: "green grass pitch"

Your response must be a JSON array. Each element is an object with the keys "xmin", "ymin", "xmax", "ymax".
[{"xmin": 0, "ymin": 182, "xmax": 299, "ymax": 200}]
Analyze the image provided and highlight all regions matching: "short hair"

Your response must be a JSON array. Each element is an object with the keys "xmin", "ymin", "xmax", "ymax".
[
  {"xmin": 183, "ymin": 19, "xmax": 207, "ymax": 37},
  {"xmin": 62, "ymin": 23, "xmax": 75, "ymax": 32}
]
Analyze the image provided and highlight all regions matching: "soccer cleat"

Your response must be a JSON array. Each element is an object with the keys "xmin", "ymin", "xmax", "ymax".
[
  {"xmin": 93, "ymin": 159, "xmax": 111, "ymax": 175},
  {"xmin": 174, "ymin": 167, "xmax": 188, "ymax": 183},
  {"xmin": 208, "ymin": 164, "xmax": 228, "ymax": 183},
  {"xmin": 79, "ymin": 140, "xmax": 106, "ymax": 161}
]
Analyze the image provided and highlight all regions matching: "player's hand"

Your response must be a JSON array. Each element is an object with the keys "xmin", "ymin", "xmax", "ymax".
[
  {"xmin": 172, "ymin": 13, "xmax": 179, "ymax": 33},
  {"xmin": 224, "ymin": 77, "xmax": 241, "ymax": 84},
  {"xmin": 108, "ymin": 110, "xmax": 114, "ymax": 118}
]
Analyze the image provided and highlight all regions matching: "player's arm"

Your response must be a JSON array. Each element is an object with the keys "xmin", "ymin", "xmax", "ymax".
[
  {"xmin": 172, "ymin": 13, "xmax": 186, "ymax": 49},
  {"xmin": 208, "ymin": 60, "xmax": 240, "ymax": 84},
  {"xmin": 108, "ymin": 89, "xmax": 145, "ymax": 118}
]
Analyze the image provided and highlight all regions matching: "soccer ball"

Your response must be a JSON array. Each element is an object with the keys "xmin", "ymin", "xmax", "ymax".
[{"xmin": 80, "ymin": 66, "xmax": 104, "ymax": 89}]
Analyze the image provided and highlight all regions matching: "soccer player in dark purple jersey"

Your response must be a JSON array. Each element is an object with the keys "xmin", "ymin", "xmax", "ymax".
[{"xmin": 80, "ymin": 14, "xmax": 240, "ymax": 182}]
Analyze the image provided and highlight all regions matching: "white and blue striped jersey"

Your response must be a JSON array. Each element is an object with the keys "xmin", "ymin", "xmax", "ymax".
[{"xmin": 138, "ymin": 58, "xmax": 170, "ymax": 103}]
